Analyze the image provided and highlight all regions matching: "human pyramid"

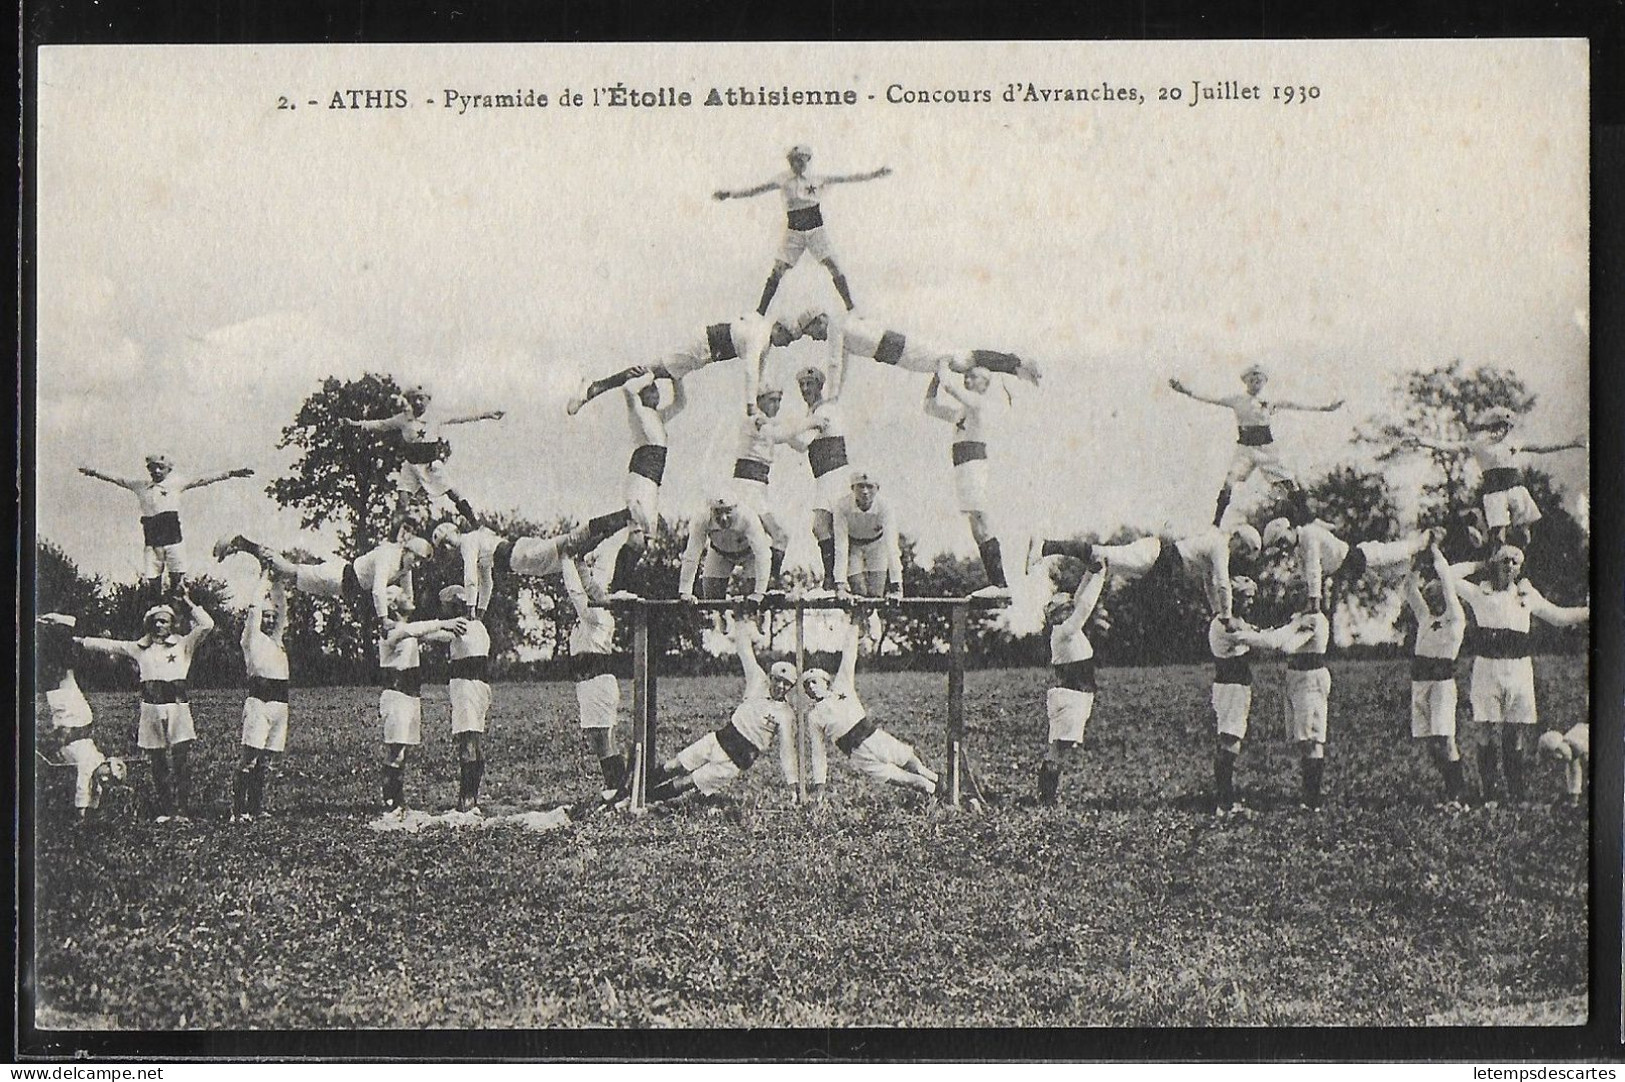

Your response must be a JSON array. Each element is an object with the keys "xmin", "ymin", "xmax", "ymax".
[{"xmin": 38, "ymin": 144, "xmax": 1590, "ymax": 827}]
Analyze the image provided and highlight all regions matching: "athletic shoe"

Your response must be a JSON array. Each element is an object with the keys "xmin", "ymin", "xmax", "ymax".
[
  {"xmin": 969, "ymin": 584, "xmax": 1011, "ymax": 600},
  {"xmin": 565, "ymin": 379, "xmax": 591, "ymax": 417},
  {"xmin": 605, "ymin": 589, "xmax": 641, "ymax": 602}
]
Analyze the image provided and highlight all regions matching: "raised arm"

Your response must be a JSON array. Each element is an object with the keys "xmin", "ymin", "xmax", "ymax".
[
  {"xmin": 933, "ymin": 363, "xmax": 981, "ymax": 409},
  {"xmin": 184, "ymin": 467, "xmax": 255, "ymax": 490},
  {"xmin": 659, "ymin": 377, "xmax": 688, "ymax": 424},
  {"xmin": 823, "ymin": 166, "xmax": 892, "ymax": 185},
  {"xmin": 623, "ymin": 382, "xmax": 665, "ymax": 444},
  {"xmin": 1430, "ymin": 546, "xmax": 1463, "ymax": 625},
  {"xmin": 388, "ymin": 617, "xmax": 468, "ymax": 647},
  {"xmin": 1274, "ymin": 398, "xmax": 1345, "ymax": 413},
  {"xmin": 560, "ymin": 557, "xmax": 592, "ymax": 620},
  {"xmin": 678, "ymin": 518, "xmax": 708, "ymax": 599},
  {"xmin": 1166, "ymin": 379, "xmax": 1229, "ymax": 408},
  {"xmin": 181, "ymin": 595, "xmax": 216, "ymax": 640},
  {"xmin": 73, "ymin": 635, "xmax": 142, "ymax": 660},
  {"xmin": 732, "ymin": 618, "xmax": 768, "ymax": 690},
  {"xmin": 346, "ymin": 408, "xmax": 412, "ymax": 433},
  {"xmin": 1060, "ymin": 568, "xmax": 1106, "ymax": 637},
  {"xmin": 1514, "ymin": 437, "xmax": 1587, "ymax": 455},
  {"xmin": 922, "ymin": 375, "xmax": 961, "ymax": 423},
  {"xmin": 835, "ymin": 619, "xmax": 861, "ymax": 693},
  {"xmin": 76, "ymin": 467, "xmax": 139, "ymax": 491},
  {"xmin": 442, "ymin": 409, "xmax": 506, "ymax": 427},
  {"xmin": 712, "ymin": 177, "xmax": 780, "ymax": 201},
  {"xmin": 1526, "ymin": 586, "xmax": 1589, "ymax": 628},
  {"xmin": 242, "ymin": 590, "xmax": 266, "ymax": 652}
]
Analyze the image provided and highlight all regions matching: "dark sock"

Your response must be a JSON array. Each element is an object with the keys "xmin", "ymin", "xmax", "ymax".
[
  {"xmin": 757, "ymin": 274, "xmax": 782, "ymax": 316},
  {"xmin": 584, "ymin": 368, "xmax": 642, "ymax": 403},
  {"xmin": 232, "ymin": 766, "xmax": 252, "ymax": 816},
  {"xmin": 1041, "ymin": 539, "xmax": 1091, "ymax": 562},
  {"xmin": 150, "ymin": 757, "xmax": 173, "ymax": 815},
  {"xmin": 1479, "ymin": 742, "xmax": 1501, "ymax": 801},
  {"xmin": 977, "ymin": 538, "xmax": 1007, "ymax": 587},
  {"xmin": 250, "ymin": 760, "xmax": 271, "ymax": 814},
  {"xmin": 1037, "ymin": 761, "xmax": 1061, "ymax": 804},
  {"xmin": 452, "ymin": 496, "xmax": 478, "ymax": 526},
  {"xmin": 599, "ymin": 753, "xmax": 627, "ymax": 790},
  {"xmin": 1302, "ymin": 758, "xmax": 1324, "ymax": 807},
  {"xmin": 1213, "ymin": 486, "xmax": 1233, "ymax": 528},
  {"xmin": 831, "ymin": 273, "xmax": 855, "ymax": 310},
  {"xmin": 1503, "ymin": 744, "xmax": 1526, "ymax": 801},
  {"xmin": 1215, "ymin": 751, "xmax": 1236, "ymax": 807},
  {"xmin": 586, "ymin": 508, "xmax": 632, "ymax": 540},
  {"xmin": 459, "ymin": 759, "xmax": 485, "ymax": 807},
  {"xmin": 383, "ymin": 765, "xmax": 405, "ymax": 809},
  {"xmin": 769, "ymin": 549, "xmax": 786, "ymax": 586},
  {"xmin": 647, "ymin": 778, "xmax": 682, "ymax": 804},
  {"xmin": 1443, "ymin": 758, "xmax": 1464, "ymax": 802},
  {"xmin": 819, "ymin": 538, "xmax": 837, "ymax": 588},
  {"xmin": 173, "ymin": 753, "xmax": 192, "ymax": 816},
  {"xmin": 610, "ymin": 543, "xmax": 642, "ymax": 593},
  {"xmin": 968, "ymin": 350, "xmax": 1021, "ymax": 375}
]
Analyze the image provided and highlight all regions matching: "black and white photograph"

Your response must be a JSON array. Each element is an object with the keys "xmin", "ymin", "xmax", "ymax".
[{"xmin": 22, "ymin": 35, "xmax": 1601, "ymax": 1046}]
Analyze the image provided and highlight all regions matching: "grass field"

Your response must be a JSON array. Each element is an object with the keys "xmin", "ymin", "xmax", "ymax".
[{"xmin": 32, "ymin": 657, "xmax": 1589, "ymax": 1029}]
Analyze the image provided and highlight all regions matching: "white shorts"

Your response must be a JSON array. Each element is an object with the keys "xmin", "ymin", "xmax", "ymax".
[
  {"xmin": 1046, "ymin": 687, "xmax": 1095, "ymax": 744},
  {"xmin": 848, "ymin": 728, "xmax": 917, "ymax": 781},
  {"xmin": 142, "ymin": 541, "xmax": 188, "ymax": 579},
  {"xmin": 1565, "ymin": 722, "xmax": 1590, "ymax": 759},
  {"xmin": 813, "ymin": 464, "xmax": 852, "ymax": 513},
  {"xmin": 731, "ymin": 476, "xmax": 775, "ymax": 521},
  {"xmin": 1482, "ymin": 485, "xmax": 1541, "ymax": 529},
  {"xmin": 1284, "ymin": 667, "xmax": 1331, "ymax": 744},
  {"xmin": 293, "ymin": 560, "xmax": 350, "ymax": 597},
  {"xmin": 139, "ymin": 702, "xmax": 196, "ymax": 750},
  {"xmin": 1212, "ymin": 683, "xmax": 1252, "ymax": 740},
  {"xmin": 396, "ymin": 459, "xmax": 454, "ymax": 498},
  {"xmin": 507, "ymin": 536, "xmax": 564, "ymax": 578},
  {"xmin": 576, "ymin": 673, "xmax": 620, "ymax": 729},
  {"xmin": 450, "ymin": 678, "xmax": 491, "ymax": 735},
  {"xmin": 1470, "ymin": 656, "xmax": 1537, "ymax": 725},
  {"xmin": 953, "ymin": 459, "xmax": 990, "ymax": 514},
  {"xmin": 662, "ymin": 340, "xmax": 715, "ymax": 381},
  {"xmin": 46, "ymin": 680, "xmax": 94, "ymax": 729},
  {"xmin": 845, "ymin": 537, "xmax": 891, "ymax": 581},
  {"xmin": 676, "ymin": 731, "xmax": 743, "ymax": 795},
  {"xmin": 61, "ymin": 736, "xmax": 107, "ymax": 810},
  {"xmin": 1409, "ymin": 679, "xmax": 1458, "ymax": 739},
  {"xmin": 1225, "ymin": 442, "xmax": 1296, "ymax": 487},
  {"xmin": 777, "ymin": 224, "xmax": 835, "ymax": 266},
  {"xmin": 625, "ymin": 472, "xmax": 660, "ymax": 530},
  {"xmin": 701, "ymin": 546, "xmax": 751, "ymax": 583},
  {"xmin": 381, "ymin": 689, "xmax": 423, "ymax": 746},
  {"xmin": 241, "ymin": 697, "xmax": 290, "ymax": 752}
]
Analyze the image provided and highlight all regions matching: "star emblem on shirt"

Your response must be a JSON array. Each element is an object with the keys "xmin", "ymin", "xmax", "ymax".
[{"xmin": 166, "ymin": 652, "xmax": 178, "ymax": 663}]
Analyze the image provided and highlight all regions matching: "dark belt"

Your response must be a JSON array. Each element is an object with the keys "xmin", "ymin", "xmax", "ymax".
[
  {"xmin": 247, "ymin": 676, "xmax": 289, "ymax": 703},
  {"xmin": 808, "ymin": 436, "xmax": 848, "ymax": 478},
  {"xmin": 628, "ymin": 444, "xmax": 669, "ymax": 484},
  {"xmin": 848, "ymin": 533, "xmax": 882, "ymax": 547},
  {"xmin": 714, "ymin": 721, "xmax": 760, "ymax": 770},
  {"xmin": 571, "ymin": 652, "xmax": 616, "ymax": 681},
  {"xmin": 733, "ymin": 458, "xmax": 771, "ymax": 483},
  {"xmin": 141, "ymin": 679, "xmax": 189, "ymax": 705},
  {"xmin": 341, "ymin": 562, "xmax": 365, "ymax": 600},
  {"xmin": 835, "ymin": 715, "xmax": 879, "ymax": 756},
  {"xmin": 140, "ymin": 511, "xmax": 183, "ymax": 547},
  {"xmin": 1213, "ymin": 656, "xmax": 1252, "ymax": 686},
  {"xmin": 1288, "ymin": 654, "xmax": 1328, "ymax": 672},
  {"xmin": 706, "ymin": 321, "xmax": 739, "ymax": 363},
  {"xmin": 1411, "ymin": 656, "xmax": 1456, "ymax": 682},
  {"xmin": 1237, "ymin": 426, "xmax": 1274, "ymax": 447},
  {"xmin": 1053, "ymin": 659, "xmax": 1097, "ymax": 693},
  {"xmin": 786, "ymin": 205, "xmax": 824, "ymax": 231},
  {"xmin": 952, "ymin": 441, "xmax": 988, "ymax": 466},
  {"xmin": 1481, "ymin": 467, "xmax": 1517, "ymax": 495},
  {"xmin": 1476, "ymin": 627, "xmax": 1531, "ymax": 660},
  {"xmin": 873, "ymin": 330, "xmax": 907, "ymax": 366},
  {"xmin": 1150, "ymin": 541, "xmax": 1185, "ymax": 580},
  {"xmin": 382, "ymin": 668, "xmax": 422, "ymax": 696},
  {"xmin": 449, "ymin": 656, "xmax": 490, "ymax": 681},
  {"xmin": 403, "ymin": 441, "xmax": 443, "ymax": 464}
]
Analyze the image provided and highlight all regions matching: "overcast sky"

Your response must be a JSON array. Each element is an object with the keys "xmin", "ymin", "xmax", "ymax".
[{"xmin": 35, "ymin": 40, "xmax": 1589, "ymax": 628}]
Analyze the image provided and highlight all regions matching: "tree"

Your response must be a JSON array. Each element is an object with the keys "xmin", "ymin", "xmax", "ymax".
[
  {"xmin": 267, "ymin": 373, "xmax": 409, "ymax": 556},
  {"xmin": 35, "ymin": 540, "xmax": 106, "ymax": 624}
]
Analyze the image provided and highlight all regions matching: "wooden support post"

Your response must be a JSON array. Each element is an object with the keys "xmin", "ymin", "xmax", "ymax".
[
  {"xmin": 630, "ymin": 603, "xmax": 651, "ymax": 811},
  {"xmin": 793, "ymin": 605, "xmax": 808, "ymax": 803},
  {"xmin": 946, "ymin": 603, "xmax": 967, "ymax": 807}
]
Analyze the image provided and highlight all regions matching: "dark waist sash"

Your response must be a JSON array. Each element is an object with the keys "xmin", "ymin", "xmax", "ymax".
[
  {"xmin": 570, "ymin": 651, "xmax": 615, "ymax": 681},
  {"xmin": 1237, "ymin": 425, "xmax": 1274, "ymax": 447},
  {"xmin": 848, "ymin": 533, "xmax": 883, "ymax": 547},
  {"xmin": 952, "ymin": 440, "xmax": 988, "ymax": 466},
  {"xmin": 628, "ymin": 444, "xmax": 669, "ymax": 484},
  {"xmin": 1150, "ymin": 541, "xmax": 1185, "ymax": 580},
  {"xmin": 246, "ymin": 676, "xmax": 289, "ymax": 703},
  {"xmin": 341, "ymin": 561, "xmax": 365, "ymax": 600},
  {"xmin": 1213, "ymin": 656, "xmax": 1253, "ymax": 686},
  {"xmin": 706, "ymin": 321, "xmax": 739, "ymax": 363},
  {"xmin": 1481, "ymin": 467, "xmax": 1518, "ymax": 494},
  {"xmin": 786, "ymin": 205, "xmax": 824, "ymax": 231},
  {"xmin": 449, "ymin": 656, "xmax": 490, "ymax": 681},
  {"xmin": 403, "ymin": 440, "xmax": 443, "ymax": 464},
  {"xmin": 1053, "ymin": 659, "xmax": 1097, "ymax": 694},
  {"xmin": 1410, "ymin": 656, "xmax": 1456, "ymax": 682},
  {"xmin": 835, "ymin": 715, "xmax": 879, "ymax": 756},
  {"xmin": 1476, "ymin": 627, "xmax": 1531, "ymax": 660},
  {"xmin": 1287, "ymin": 654, "xmax": 1328, "ymax": 673},
  {"xmin": 382, "ymin": 668, "xmax": 423, "ymax": 696},
  {"xmin": 808, "ymin": 436, "xmax": 848, "ymax": 478},
  {"xmin": 733, "ymin": 458, "xmax": 771, "ymax": 484},
  {"xmin": 141, "ymin": 510, "xmax": 183, "ymax": 547},
  {"xmin": 714, "ymin": 721, "xmax": 760, "ymax": 770},
  {"xmin": 141, "ymin": 679, "xmax": 189, "ymax": 705},
  {"xmin": 873, "ymin": 330, "xmax": 907, "ymax": 366}
]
